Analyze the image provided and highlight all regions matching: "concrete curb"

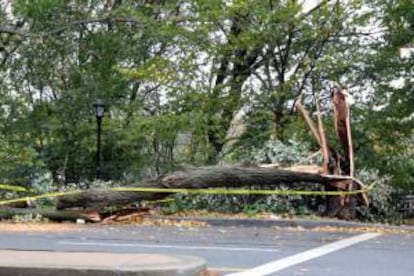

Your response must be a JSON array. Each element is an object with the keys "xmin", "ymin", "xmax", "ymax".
[
  {"xmin": 0, "ymin": 250, "xmax": 206, "ymax": 276},
  {"xmin": 145, "ymin": 215, "xmax": 414, "ymax": 231}
]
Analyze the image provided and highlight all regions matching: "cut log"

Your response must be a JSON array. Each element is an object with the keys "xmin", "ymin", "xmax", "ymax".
[{"xmin": 56, "ymin": 165, "xmax": 351, "ymax": 210}]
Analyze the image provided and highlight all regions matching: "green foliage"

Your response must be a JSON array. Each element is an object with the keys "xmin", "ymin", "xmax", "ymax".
[
  {"xmin": 1, "ymin": 0, "xmax": 197, "ymax": 184},
  {"xmin": 0, "ymin": 140, "xmax": 45, "ymax": 186},
  {"xmin": 252, "ymin": 139, "xmax": 314, "ymax": 166},
  {"xmin": 0, "ymin": 0, "xmax": 412, "ymax": 220},
  {"xmin": 353, "ymin": 0, "xmax": 414, "ymax": 189},
  {"xmin": 356, "ymin": 169, "xmax": 403, "ymax": 224},
  {"xmin": 11, "ymin": 213, "xmax": 43, "ymax": 223}
]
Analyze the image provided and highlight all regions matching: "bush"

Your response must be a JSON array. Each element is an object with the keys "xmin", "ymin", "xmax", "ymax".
[
  {"xmin": 252, "ymin": 139, "xmax": 316, "ymax": 166},
  {"xmin": 356, "ymin": 169, "xmax": 403, "ymax": 224}
]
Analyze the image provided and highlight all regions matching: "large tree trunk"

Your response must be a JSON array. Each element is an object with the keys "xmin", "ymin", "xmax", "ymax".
[{"xmin": 56, "ymin": 165, "xmax": 349, "ymax": 210}]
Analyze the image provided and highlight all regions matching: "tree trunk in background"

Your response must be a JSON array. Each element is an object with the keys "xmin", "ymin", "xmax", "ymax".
[{"xmin": 206, "ymin": 13, "xmax": 262, "ymax": 162}]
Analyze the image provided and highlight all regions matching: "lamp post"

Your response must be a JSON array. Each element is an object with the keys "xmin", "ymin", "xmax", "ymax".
[{"xmin": 93, "ymin": 99, "xmax": 105, "ymax": 179}]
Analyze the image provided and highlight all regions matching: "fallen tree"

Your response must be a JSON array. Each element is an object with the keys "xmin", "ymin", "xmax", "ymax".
[
  {"xmin": 55, "ymin": 165, "xmax": 357, "ymax": 210},
  {"xmin": 0, "ymin": 86, "xmax": 368, "ymax": 222}
]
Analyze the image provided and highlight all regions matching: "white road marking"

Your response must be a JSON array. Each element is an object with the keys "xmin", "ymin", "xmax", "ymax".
[
  {"xmin": 58, "ymin": 240, "xmax": 280, "ymax": 253},
  {"xmin": 226, "ymin": 232, "xmax": 381, "ymax": 276}
]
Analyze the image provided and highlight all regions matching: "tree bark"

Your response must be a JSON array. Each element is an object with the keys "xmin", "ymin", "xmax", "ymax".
[
  {"xmin": 56, "ymin": 165, "xmax": 348, "ymax": 210},
  {"xmin": 296, "ymin": 95, "xmax": 356, "ymax": 218}
]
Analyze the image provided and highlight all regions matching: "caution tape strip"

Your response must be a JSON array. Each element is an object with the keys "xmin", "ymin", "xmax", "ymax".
[
  {"xmin": 0, "ymin": 184, "xmax": 29, "ymax": 192},
  {"xmin": 0, "ymin": 181, "xmax": 376, "ymax": 206},
  {"xmin": 0, "ymin": 190, "xmax": 83, "ymax": 206},
  {"xmin": 109, "ymin": 186, "xmax": 373, "ymax": 196}
]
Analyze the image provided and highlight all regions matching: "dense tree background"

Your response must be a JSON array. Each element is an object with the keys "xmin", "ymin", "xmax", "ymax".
[{"xmin": 0, "ymin": 0, "xmax": 412, "ymax": 193}]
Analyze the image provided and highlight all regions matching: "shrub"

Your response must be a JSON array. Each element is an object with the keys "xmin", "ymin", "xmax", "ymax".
[
  {"xmin": 356, "ymin": 169, "xmax": 403, "ymax": 224},
  {"xmin": 252, "ymin": 139, "xmax": 316, "ymax": 166}
]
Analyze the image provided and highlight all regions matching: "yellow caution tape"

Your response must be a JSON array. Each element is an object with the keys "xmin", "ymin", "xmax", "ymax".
[
  {"xmin": 0, "ymin": 190, "xmax": 83, "ymax": 205},
  {"xmin": 0, "ymin": 184, "xmax": 29, "ymax": 192},
  {"xmin": 109, "ymin": 186, "xmax": 371, "ymax": 196},
  {"xmin": 0, "ymin": 181, "xmax": 376, "ymax": 206}
]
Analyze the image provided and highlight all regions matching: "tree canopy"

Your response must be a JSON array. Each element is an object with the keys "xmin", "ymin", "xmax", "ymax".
[{"xmin": 0, "ymin": 0, "xmax": 412, "ymax": 190}]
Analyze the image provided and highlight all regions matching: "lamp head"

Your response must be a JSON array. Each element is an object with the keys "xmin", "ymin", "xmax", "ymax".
[{"xmin": 93, "ymin": 99, "xmax": 105, "ymax": 118}]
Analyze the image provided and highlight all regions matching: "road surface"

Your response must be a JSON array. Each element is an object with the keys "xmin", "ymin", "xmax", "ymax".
[{"xmin": 0, "ymin": 222, "xmax": 413, "ymax": 275}]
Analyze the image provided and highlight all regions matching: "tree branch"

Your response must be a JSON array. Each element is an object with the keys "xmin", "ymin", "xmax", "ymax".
[
  {"xmin": 0, "ymin": 17, "xmax": 143, "ymax": 38},
  {"xmin": 296, "ymin": 102, "xmax": 322, "ymax": 147},
  {"xmin": 315, "ymin": 95, "xmax": 330, "ymax": 174}
]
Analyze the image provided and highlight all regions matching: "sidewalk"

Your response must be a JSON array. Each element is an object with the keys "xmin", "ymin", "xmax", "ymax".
[{"xmin": 0, "ymin": 250, "xmax": 206, "ymax": 276}]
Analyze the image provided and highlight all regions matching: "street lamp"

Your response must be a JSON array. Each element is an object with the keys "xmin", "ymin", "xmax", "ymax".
[{"xmin": 93, "ymin": 99, "xmax": 105, "ymax": 179}]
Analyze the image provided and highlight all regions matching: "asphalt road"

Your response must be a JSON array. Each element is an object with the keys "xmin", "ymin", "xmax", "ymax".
[{"xmin": 0, "ymin": 222, "xmax": 413, "ymax": 275}]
